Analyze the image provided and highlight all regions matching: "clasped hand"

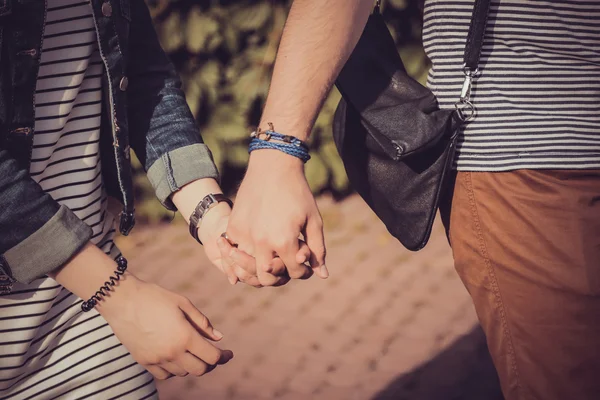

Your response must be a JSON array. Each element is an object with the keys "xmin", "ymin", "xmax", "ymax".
[{"xmin": 202, "ymin": 151, "xmax": 328, "ymax": 288}]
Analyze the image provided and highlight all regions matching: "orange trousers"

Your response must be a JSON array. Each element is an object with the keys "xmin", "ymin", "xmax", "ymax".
[{"xmin": 440, "ymin": 170, "xmax": 600, "ymax": 400}]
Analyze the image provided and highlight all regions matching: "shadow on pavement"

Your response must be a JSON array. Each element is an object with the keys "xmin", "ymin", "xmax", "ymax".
[{"xmin": 372, "ymin": 325, "xmax": 504, "ymax": 400}]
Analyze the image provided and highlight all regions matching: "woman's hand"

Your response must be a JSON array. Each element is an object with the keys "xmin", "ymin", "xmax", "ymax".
[
  {"xmin": 197, "ymin": 203, "xmax": 264, "ymax": 288},
  {"xmin": 170, "ymin": 178, "xmax": 257, "ymax": 286},
  {"xmin": 49, "ymin": 243, "xmax": 232, "ymax": 380},
  {"xmin": 97, "ymin": 275, "xmax": 232, "ymax": 379}
]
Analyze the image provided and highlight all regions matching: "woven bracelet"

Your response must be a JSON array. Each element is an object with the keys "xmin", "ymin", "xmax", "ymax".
[
  {"xmin": 248, "ymin": 123, "xmax": 311, "ymax": 163},
  {"xmin": 81, "ymin": 256, "xmax": 128, "ymax": 312},
  {"xmin": 248, "ymin": 138, "xmax": 311, "ymax": 163}
]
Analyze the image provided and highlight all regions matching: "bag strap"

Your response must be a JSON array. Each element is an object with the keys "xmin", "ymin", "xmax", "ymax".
[
  {"xmin": 456, "ymin": 0, "xmax": 491, "ymax": 120},
  {"xmin": 463, "ymin": 0, "xmax": 491, "ymax": 71}
]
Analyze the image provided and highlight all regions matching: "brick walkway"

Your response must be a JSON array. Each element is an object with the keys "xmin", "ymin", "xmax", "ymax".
[{"xmin": 117, "ymin": 195, "xmax": 502, "ymax": 400}]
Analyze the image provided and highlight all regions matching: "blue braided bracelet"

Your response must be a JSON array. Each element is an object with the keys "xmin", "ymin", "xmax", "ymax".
[{"xmin": 248, "ymin": 126, "xmax": 311, "ymax": 163}]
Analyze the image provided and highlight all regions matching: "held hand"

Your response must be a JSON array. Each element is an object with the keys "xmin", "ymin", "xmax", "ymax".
[
  {"xmin": 216, "ymin": 237, "xmax": 313, "ymax": 287},
  {"xmin": 197, "ymin": 204, "xmax": 263, "ymax": 288},
  {"xmin": 97, "ymin": 275, "xmax": 233, "ymax": 380},
  {"xmin": 227, "ymin": 150, "xmax": 328, "ymax": 285},
  {"xmin": 199, "ymin": 204, "xmax": 296, "ymax": 287},
  {"xmin": 169, "ymin": 178, "xmax": 263, "ymax": 287}
]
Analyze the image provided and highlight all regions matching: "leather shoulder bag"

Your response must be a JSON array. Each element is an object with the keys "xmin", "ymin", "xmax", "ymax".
[{"xmin": 332, "ymin": 0, "xmax": 491, "ymax": 250}]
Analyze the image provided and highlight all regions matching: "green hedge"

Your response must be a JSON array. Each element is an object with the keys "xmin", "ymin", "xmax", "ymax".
[{"xmin": 134, "ymin": 0, "xmax": 429, "ymax": 222}]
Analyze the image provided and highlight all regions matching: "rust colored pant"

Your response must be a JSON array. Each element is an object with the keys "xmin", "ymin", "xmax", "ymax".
[{"xmin": 440, "ymin": 170, "xmax": 600, "ymax": 400}]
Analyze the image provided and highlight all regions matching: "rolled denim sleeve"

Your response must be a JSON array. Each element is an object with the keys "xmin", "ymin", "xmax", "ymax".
[
  {"xmin": 126, "ymin": 0, "xmax": 219, "ymax": 211},
  {"xmin": 146, "ymin": 143, "xmax": 219, "ymax": 210},
  {"xmin": 4, "ymin": 206, "xmax": 92, "ymax": 283},
  {"xmin": 0, "ymin": 149, "xmax": 92, "ymax": 284}
]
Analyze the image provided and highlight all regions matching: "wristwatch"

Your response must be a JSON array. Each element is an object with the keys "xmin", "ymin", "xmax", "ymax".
[{"xmin": 189, "ymin": 193, "xmax": 233, "ymax": 245}]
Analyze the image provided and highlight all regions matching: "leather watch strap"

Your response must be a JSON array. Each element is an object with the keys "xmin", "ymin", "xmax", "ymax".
[{"xmin": 189, "ymin": 193, "xmax": 233, "ymax": 245}]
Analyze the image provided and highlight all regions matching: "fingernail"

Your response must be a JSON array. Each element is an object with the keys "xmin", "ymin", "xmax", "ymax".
[
  {"xmin": 320, "ymin": 265, "xmax": 329, "ymax": 278},
  {"xmin": 228, "ymin": 276, "xmax": 237, "ymax": 285},
  {"xmin": 221, "ymin": 350, "xmax": 234, "ymax": 363},
  {"xmin": 213, "ymin": 329, "xmax": 224, "ymax": 340}
]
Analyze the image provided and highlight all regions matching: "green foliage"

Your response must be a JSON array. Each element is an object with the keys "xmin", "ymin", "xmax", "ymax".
[{"xmin": 134, "ymin": 0, "xmax": 429, "ymax": 221}]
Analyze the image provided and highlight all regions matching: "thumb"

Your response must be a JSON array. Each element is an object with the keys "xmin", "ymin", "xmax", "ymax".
[
  {"xmin": 304, "ymin": 214, "xmax": 328, "ymax": 279},
  {"xmin": 179, "ymin": 298, "xmax": 224, "ymax": 341}
]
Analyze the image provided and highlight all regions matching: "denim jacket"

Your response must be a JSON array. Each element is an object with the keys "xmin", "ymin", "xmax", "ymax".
[{"xmin": 0, "ymin": 0, "xmax": 219, "ymax": 287}]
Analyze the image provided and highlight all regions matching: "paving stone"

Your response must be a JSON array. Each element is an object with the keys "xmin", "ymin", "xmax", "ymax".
[{"xmin": 117, "ymin": 195, "xmax": 498, "ymax": 400}]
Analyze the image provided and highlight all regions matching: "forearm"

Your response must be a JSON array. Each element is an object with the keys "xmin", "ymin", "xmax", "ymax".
[
  {"xmin": 46, "ymin": 180, "xmax": 225, "ymax": 309},
  {"xmin": 48, "ymin": 242, "xmax": 137, "ymax": 311},
  {"xmin": 170, "ymin": 178, "xmax": 231, "ymax": 244},
  {"xmin": 259, "ymin": 0, "xmax": 373, "ymax": 140}
]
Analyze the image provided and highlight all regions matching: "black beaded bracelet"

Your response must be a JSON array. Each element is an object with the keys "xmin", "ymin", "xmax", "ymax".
[{"xmin": 81, "ymin": 256, "xmax": 128, "ymax": 312}]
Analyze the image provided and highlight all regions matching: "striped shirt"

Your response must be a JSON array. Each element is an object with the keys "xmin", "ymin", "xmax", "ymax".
[
  {"xmin": 423, "ymin": 0, "xmax": 600, "ymax": 171},
  {"xmin": 31, "ymin": 0, "xmax": 113, "ymax": 244},
  {"xmin": 0, "ymin": 1, "xmax": 157, "ymax": 398}
]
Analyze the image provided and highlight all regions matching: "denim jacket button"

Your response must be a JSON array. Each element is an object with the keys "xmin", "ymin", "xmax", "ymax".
[
  {"xmin": 102, "ymin": 2, "xmax": 113, "ymax": 17},
  {"xmin": 119, "ymin": 76, "xmax": 128, "ymax": 91}
]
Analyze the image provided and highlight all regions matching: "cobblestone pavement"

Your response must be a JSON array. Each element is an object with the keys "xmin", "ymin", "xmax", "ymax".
[{"xmin": 117, "ymin": 195, "xmax": 502, "ymax": 400}]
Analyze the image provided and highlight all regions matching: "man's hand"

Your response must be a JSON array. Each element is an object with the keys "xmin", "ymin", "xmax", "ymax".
[
  {"xmin": 170, "ymin": 177, "xmax": 290, "ymax": 287},
  {"xmin": 216, "ymin": 235, "xmax": 313, "ymax": 288},
  {"xmin": 227, "ymin": 150, "xmax": 328, "ymax": 286},
  {"xmin": 220, "ymin": 0, "xmax": 372, "ymax": 282}
]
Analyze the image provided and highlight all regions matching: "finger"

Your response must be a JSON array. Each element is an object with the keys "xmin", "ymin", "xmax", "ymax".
[
  {"xmin": 179, "ymin": 299, "xmax": 224, "ymax": 342},
  {"xmin": 217, "ymin": 238, "xmax": 239, "ymax": 285},
  {"xmin": 276, "ymin": 238, "xmax": 312, "ymax": 280},
  {"xmin": 177, "ymin": 350, "xmax": 233, "ymax": 368},
  {"xmin": 304, "ymin": 214, "xmax": 328, "ymax": 279},
  {"xmin": 272, "ymin": 275, "xmax": 291, "ymax": 287},
  {"xmin": 146, "ymin": 365, "xmax": 172, "ymax": 380},
  {"xmin": 255, "ymin": 247, "xmax": 282, "ymax": 286},
  {"xmin": 161, "ymin": 361, "xmax": 188, "ymax": 377},
  {"xmin": 232, "ymin": 264, "xmax": 263, "ymax": 288},
  {"xmin": 295, "ymin": 240, "xmax": 311, "ymax": 265},
  {"xmin": 218, "ymin": 349, "xmax": 234, "ymax": 364},
  {"xmin": 225, "ymin": 254, "xmax": 258, "ymax": 282},
  {"xmin": 239, "ymin": 257, "xmax": 287, "ymax": 287},
  {"xmin": 226, "ymin": 242, "xmax": 258, "ymax": 275},
  {"xmin": 264, "ymin": 257, "xmax": 291, "ymax": 286},
  {"xmin": 176, "ymin": 352, "xmax": 210, "ymax": 377},
  {"xmin": 220, "ymin": 241, "xmax": 264, "ymax": 287},
  {"xmin": 267, "ymin": 256, "xmax": 287, "ymax": 276},
  {"xmin": 187, "ymin": 335, "xmax": 228, "ymax": 367}
]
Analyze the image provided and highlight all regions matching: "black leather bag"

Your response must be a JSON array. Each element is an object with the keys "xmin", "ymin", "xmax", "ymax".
[{"xmin": 332, "ymin": 0, "xmax": 490, "ymax": 251}]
